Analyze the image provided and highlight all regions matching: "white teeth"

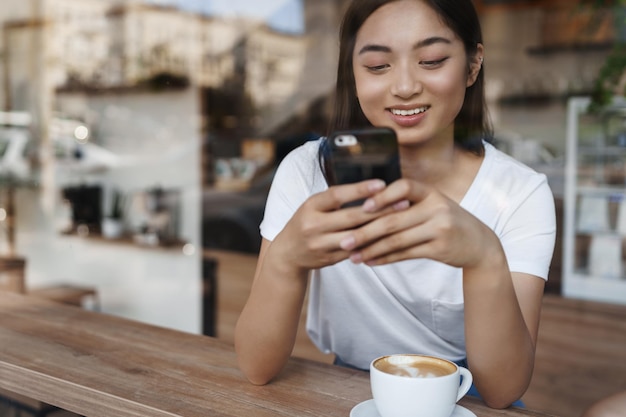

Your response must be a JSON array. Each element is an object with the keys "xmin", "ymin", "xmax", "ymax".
[{"xmin": 391, "ymin": 107, "xmax": 428, "ymax": 116}]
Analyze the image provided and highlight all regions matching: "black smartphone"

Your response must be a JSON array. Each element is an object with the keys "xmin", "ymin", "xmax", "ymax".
[
  {"xmin": 324, "ymin": 127, "xmax": 401, "ymax": 206},
  {"xmin": 325, "ymin": 127, "xmax": 401, "ymax": 186}
]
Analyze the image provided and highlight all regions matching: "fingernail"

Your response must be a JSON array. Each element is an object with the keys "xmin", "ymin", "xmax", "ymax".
[
  {"xmin": 340, "ymin": 236, "xmax": 356, "ymax": 250},
  {"xmin": 393, "ymin": 200, "xmax": 410, "ymax": 210},
  {"xmin": 368, "ymin": 180, "xmax": 386, "ymax": 192},
  {"xmin": 362, "ymin": 198, "xmax": 376, "ymax": 212},
  {"xmin": 350, "ymin": 252, "xmax": 363, "ymax": 263}
]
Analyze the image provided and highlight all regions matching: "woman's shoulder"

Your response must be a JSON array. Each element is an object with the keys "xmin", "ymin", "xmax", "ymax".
[
  {"xmin": 480, "ymin": 142, "xmax": 552, "ymax": 200},
  {"xmin": 277, "ymin": 137, "xmax": 324, "ymax": 170},
  {"xmin": 484, "ymin": 141, "xmax": 546, "ymax": 180},
  {"xmin": 285, "ymin": 137, "xmax": 325, "ymax": 158},
  {"xmin": 273, "ymin": 136, "xmax": 327, "ymax": 189}
]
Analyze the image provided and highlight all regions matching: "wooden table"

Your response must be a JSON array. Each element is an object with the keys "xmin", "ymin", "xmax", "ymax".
[{"xmin": 0, "ymin": 292, "xmax": 556, "ymax": 417}]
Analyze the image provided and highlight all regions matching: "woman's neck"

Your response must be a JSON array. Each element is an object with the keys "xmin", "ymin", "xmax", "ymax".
[
  {"xmin": 399, "ymin": 140, "xmax": 457, "ymax": 183},
  {"xmin": 398, "ymin": 140, "xmax": 483, "ymax": 203}
]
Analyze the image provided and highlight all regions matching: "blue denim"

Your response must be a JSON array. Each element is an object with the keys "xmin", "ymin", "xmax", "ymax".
[{"xmin": 334, "ymin": 356, "xmax": 525, "ymax": 408}]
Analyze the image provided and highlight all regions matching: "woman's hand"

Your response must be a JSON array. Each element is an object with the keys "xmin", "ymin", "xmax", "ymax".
[
  {"xmin": 339, "ymin": 178, "xmax": 498, "ymax": 267},
  {"xmin": 272, "ymin": 179, "xmax": 399, "ymax": 271},
  {"xmin": 235, "ymin": 178, "xmax": 401, "ymax": 385}
]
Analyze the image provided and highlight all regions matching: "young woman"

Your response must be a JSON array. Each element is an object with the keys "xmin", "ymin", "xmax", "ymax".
[{"xmin": 235, "ymin": 0, "xmax": 556, "ymax": 409}]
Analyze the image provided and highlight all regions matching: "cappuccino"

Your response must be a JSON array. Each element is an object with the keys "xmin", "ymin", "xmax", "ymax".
[
  {"xmin": 374, "ymin": 355, "xmax": 455, "ymax": 378},
  {"xmin": 369, "ymin": 354, "xmax": 473, "ymax": 417}
]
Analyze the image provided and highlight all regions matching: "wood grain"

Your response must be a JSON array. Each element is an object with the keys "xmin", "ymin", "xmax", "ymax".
[
  {"xmin": 206, "ymin": 250, "xmax": 626, "ymax": 417},
  {"xmin": 524, "ymin": 295, "xmax": 626, "ymax": 416},
  {"xmin": 0, "ymin": 292, "xmax": 556, "ymax": 417},
  {"xmin": 3, "ymin": 249, "xmax": 623, "ymax": 416}
]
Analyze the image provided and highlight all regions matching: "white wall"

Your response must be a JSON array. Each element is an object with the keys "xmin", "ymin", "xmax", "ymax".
[{"xmin": 15, "ymin": 87, "xmax": 203, "ymax": 334}]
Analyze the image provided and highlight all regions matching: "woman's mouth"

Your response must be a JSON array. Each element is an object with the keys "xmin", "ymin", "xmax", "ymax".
[
  {"xmin": 390, "ymin": 106, "xmax": 429, "ymax": 116},
  {"xmin": 388, "ymin": 106, "xmax": 430, "ymax": 127}
]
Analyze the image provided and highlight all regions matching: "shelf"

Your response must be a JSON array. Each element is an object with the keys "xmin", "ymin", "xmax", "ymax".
[
  {"xmin": 563, "ymin": 96, "xmax": 626, "ymax": 305},
  {"xmin": 577, "ymin": 186, "xmax": 626, "ymax": 197},
  {"xmin": 572, "ymin": 263, "xmax": 626, "ymax": 279},
  {"xmin": 562, "ymin": 274, "xmax": 626, "ymax": 305},
  {"xmin": 526, "ymin": 41, "xmax": 613, "ymax": 56},
  {"xmin": 60, "ymin": 230, "xmax": 189, "ymax": 252},
  {"xmin": 578, "ymin": 146, "xmax": 626, "ymax": 155},
  {"xmin": 575, "ymin": 230, "xmax": 625, "ymax": 238}
]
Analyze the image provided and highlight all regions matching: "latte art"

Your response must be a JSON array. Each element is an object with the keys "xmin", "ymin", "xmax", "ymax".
[{"xmin": 374, "ymin": 355, "xmax": 455, "ymax": 378}]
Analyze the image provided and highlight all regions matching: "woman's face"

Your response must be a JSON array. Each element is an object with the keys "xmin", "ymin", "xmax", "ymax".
[{"xmin": 352, "ymin": 0, "xmax": 481, "ymax": 147}]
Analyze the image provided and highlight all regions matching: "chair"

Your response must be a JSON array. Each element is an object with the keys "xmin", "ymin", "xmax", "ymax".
[
  {"xmin": 0, "ymin": 256, "xmax": 99, "ymax": 310},
  {"xmin": 29, "ymin": 284, "xmax": 100, "ymax": 310},
  {"xmin": 0, "ymin": 256, "xmax": 26, "ymax": 294}
]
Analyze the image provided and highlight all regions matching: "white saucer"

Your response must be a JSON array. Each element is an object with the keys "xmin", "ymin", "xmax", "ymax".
[{"xmin": 350, "ymin": 399, "xmax": 477, "ymax": 417}]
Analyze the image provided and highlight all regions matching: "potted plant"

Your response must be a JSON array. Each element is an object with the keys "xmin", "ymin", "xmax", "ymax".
[{"xmin": 101, "ymin": 188, "xmax": 125, "ymax": 239}]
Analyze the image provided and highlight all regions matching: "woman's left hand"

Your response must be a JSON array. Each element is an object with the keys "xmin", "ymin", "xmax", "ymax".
[{"xmin": 340, "ymin": 178, "xmax": 499, "ymax": 267}]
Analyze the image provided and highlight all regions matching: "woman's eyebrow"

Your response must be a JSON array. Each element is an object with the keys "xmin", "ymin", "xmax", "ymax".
[
  {"xmin": 357, "ymin": 36, "xmax": 452, "ymax": 55},
  {"xmin": 357, "ymin": 44, "xmax": 391, "ymax": 55},
  {"xmin": 414, "ymin": 36, "xmax": 451, "ymax": 49}
]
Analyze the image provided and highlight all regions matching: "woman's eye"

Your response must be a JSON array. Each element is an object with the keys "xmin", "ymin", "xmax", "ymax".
[
  {"xmin": 365, "ymin": 64, "xmax": 389, "ymax": 72},
  {"xmin": 420, "ymin": 57, "xmax": 448, "ymax": 68}
]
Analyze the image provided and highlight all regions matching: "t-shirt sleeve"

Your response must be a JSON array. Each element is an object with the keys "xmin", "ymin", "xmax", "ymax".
[
  {"xmin": 500, "ymin": 176, "xmax": 556, "ymax": 280},
  {"xmin": 260, "ymin": 140, "xmax": 325, "ymax": 241}
]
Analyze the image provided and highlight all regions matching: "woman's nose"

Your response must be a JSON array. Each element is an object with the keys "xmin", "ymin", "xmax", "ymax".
[{"xmin": 390, "ymin": 66, "xmax": 422, "ymax": 98}]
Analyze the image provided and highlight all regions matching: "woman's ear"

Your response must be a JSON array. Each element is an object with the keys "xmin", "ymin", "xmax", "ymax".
[{"xmin": 467, "ymin": 43, "xmax": 484, "ymax": 87}]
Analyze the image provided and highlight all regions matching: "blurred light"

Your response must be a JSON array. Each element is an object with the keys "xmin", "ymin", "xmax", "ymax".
[
  {"xmin": 74, "ymin": 125, "xmax": 89, "ymax": 143},
  {"xmin": 77, "ymin": 224, "xmax": 90, "ymax": 237},
  {"xmin": 0, "ymin": 208, "xmax": 6, "ymax": 222},
  {"xmin": 182, "ymin": 243, "xmax": 196, "ymax": 256}
]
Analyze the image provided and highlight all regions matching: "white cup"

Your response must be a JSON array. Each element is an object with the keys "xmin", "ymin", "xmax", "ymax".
[{"xmin": 370, "ymin": 354, "xmax": 473, "ymax": 417}]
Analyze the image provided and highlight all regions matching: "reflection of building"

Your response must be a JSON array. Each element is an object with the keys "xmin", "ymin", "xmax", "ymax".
[
  {"xmin": 46, "ymin": 0, "xmax": 113, "ymax": 88},
  {"xmin": 105, "ymin": 4, "xmax": 257, "ymax": 89},
  {"xmin": 258, "ymin": 0, "xmax": 343, "ymax": 135},
  {"xmin": 0, "ymin": 0, "xmax": 307, "ymax": 112},
  {"xmin": 1, "ymin": 0, "xmax": 619, "ymax": 156},
  {"xmin": 247, "ymin": 26, "xmax": 306, "ymax": 108}
]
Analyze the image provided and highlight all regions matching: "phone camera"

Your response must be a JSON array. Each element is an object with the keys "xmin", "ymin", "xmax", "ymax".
[{"xmin": 334, "ymin": 134, "xmax": 358, "ymax": 147}]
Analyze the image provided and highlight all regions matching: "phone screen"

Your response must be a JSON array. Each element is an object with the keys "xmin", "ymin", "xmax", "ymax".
[{"xmin": 325, "ymin": 127, "xmax": 401, "ymax": 187}]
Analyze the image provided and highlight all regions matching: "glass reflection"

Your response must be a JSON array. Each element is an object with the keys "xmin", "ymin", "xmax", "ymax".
[{"xmin": 0, "ymin": 0, "xmax": 620, "ymax": 334}]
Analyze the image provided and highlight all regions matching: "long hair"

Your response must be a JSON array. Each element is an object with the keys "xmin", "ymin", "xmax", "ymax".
[{"xmin": 326, "ymin": 0, "xmax": 492, "ymax": 155}]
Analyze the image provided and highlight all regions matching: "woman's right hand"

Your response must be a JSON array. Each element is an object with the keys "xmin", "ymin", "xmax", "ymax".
[
  {"xmin": 236, "ymin": 178, "xmax": 397, "ymax": 385},
  {"xmin": 272, "ymin": 178, "xmax": 394, "ymax": 271}
]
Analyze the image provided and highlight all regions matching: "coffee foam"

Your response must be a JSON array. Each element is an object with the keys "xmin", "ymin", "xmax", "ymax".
[{"xmin": 375, "ymin": 355, "xmax": 455, "ymax": 378}]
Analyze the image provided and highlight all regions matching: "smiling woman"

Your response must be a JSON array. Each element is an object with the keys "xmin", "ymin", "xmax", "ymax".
[{"xmin": 234, "ymin": 0, "xmax": 556, "ymax": 411}]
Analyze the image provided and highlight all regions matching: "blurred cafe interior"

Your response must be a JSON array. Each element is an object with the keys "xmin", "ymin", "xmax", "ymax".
[{"xmin": 0, "ymin": 0, "xmax": 625, "ymax": 416}]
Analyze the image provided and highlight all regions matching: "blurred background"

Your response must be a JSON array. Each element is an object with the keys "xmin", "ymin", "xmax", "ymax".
[{"xmin": 0, "ymin": 0, "xmax": 624, "ymax": 414}]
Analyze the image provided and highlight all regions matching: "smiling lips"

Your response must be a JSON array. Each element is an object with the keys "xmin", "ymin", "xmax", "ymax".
[
  {"xmin": 388, "ymin": 106, "xmax": 429, "ymax": 127},
  {"xmin": 390, "ymin": 106, "xmax": 429, "ymax": 116}
]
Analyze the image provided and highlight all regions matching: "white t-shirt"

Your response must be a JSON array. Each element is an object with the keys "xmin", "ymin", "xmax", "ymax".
[{"xmin": 260, "ymin": 138, "xmax": 556, "ymax": 369}]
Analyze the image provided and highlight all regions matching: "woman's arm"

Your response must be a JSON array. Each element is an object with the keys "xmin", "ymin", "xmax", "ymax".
[
  {"xmin": 462, "ymin": 236, "xmax": 544, "ymax": 409},
  {"xmin": 582, "ymin": 390, "xmax": 626, "ymax": 417},
  {"xmin": 234, "ymin": 238, "xmax": 309, "ymax": 385},
  {"xmin": 235, "ymin": 179, "xmax": 393, "ymax": 384}
]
